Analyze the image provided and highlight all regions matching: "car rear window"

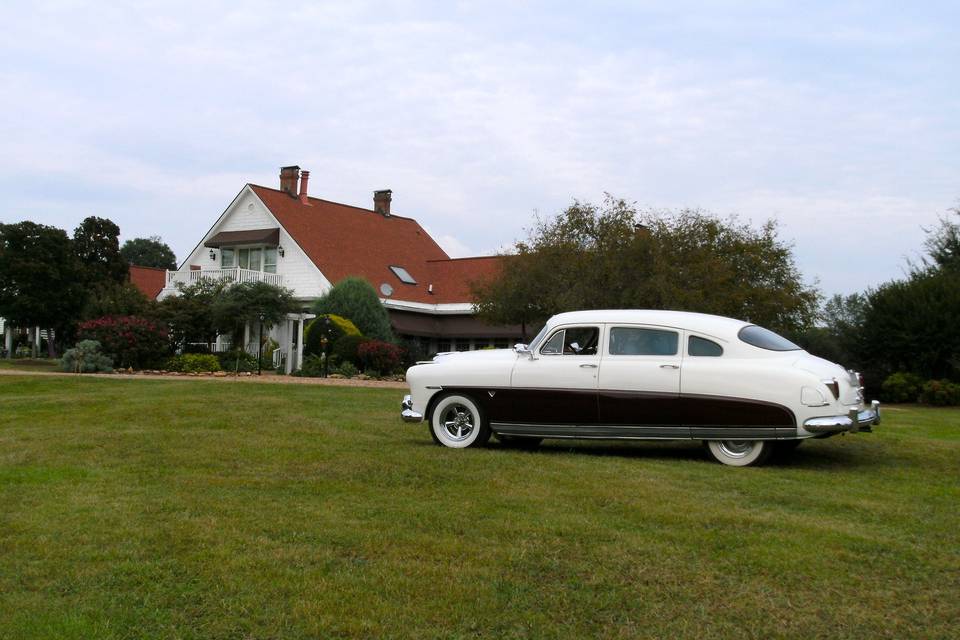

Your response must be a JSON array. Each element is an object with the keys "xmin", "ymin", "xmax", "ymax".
[
  {"xmin": 609, "ymin": 327, "xmax": 678, "ymax": 356},
  {"xmin": 737, "ymin": 325, "xmax": 801, "ymax": 351}
]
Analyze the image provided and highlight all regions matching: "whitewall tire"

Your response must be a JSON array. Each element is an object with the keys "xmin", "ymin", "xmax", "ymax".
[
  {"xmin": 704, "ymin": 440, "xmax": 774, "ymax": 467},
  {"xmin": 430, "ymin": 394, "xmax": 490, "ymax": 449}
]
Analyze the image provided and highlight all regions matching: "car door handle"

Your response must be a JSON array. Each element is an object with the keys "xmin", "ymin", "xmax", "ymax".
[
  {"xmin": 579, "ymin": 364, "xmax": 598, "ymax": 368},
  {"xmin": 660, "ymin": 364, "xmax": 679, "ymax": 369}
]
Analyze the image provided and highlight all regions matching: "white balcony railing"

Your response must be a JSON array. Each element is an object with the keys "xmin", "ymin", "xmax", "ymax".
[{"xmin": 165, "ymin": 267, "xmax": 284, "ymax": 289}]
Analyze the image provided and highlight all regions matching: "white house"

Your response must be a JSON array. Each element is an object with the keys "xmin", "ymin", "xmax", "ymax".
[{"xmin": 160, "ymin": 166, "xmax": 524, "ymax": 372}]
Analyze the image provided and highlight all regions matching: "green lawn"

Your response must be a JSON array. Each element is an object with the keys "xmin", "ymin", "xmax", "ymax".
[
  {"xmin": 0, "ymin": 376, "xmax": 957, "ymax": 639},
  {"xmin": 0, "ymin": 358, "xmax": 60, "ymax": 372}
]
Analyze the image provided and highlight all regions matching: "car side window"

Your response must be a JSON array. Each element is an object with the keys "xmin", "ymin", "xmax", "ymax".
[
  {"xmin": 609, "ymin": 327, "xmax": 678, "ymax": 356},
  {"xmin": 540, "ymin": 327, "xmax": 600, "ymax": 355},
  {"xmin": 689, "ymin": 335, "xmax": 723, "ymax": 357}
]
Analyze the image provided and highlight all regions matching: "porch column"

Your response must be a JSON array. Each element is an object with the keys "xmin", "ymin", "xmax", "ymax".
[
  {"xmin": 33, "ymin": 326, "xmax": 40, "ymax": 358},
  {"xmin": 296, "ymin": 315, "xmax": 306, "ymax": 373},
  {"xmin": 284, "ymin": 319, "xmax": 294, "ymax": 375},
  {"xmin": 4, "ymin": 325, "xmax": 12, "ymax": 358},
  {"xmin": 243, "ymin": 323, "xmax": 251, "ymax": 354}
]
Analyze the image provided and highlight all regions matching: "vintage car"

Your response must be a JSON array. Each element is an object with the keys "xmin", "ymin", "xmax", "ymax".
[{"xmin": 400, "ymin": 310, "xmax": 880, "ymax": 466}]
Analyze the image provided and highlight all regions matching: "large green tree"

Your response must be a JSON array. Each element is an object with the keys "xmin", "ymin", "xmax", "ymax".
[
  {"xmin": 156, "ymin": 279, "xmax": 230, "ymax": 351},
  {"xmin": 121, "ymin": 236, "xmax": 177, "ymax": 270},
  {"xmin": 211, "ymin": 281, "xmax": 300, "ymax": 346},
  {"xmin": 0, "ymin": 221, "xmax": 86, "ymax": 356},
  {"xmin": 312, "ymin": 277, "xmax": 394, "ymax": 342},
  {"xmin": 73, "ymin": 216, "xmax": 128, "ymax": 286},
  {"xmin": 473, "ymin": 197, "xmax": 820, "ymax": 334}
]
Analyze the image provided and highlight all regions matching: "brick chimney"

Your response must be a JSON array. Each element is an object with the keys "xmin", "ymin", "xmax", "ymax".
[
  {"xmin": 298, "ymin": 170, "xmax": 310, "ymax": 204},
  {"xmin": 374, "ymin": 189, "xmax": 392, "ymax": 217},
  {"xmin": 279, "ymin": 165, "xmax": 300, "ymax": 197}
]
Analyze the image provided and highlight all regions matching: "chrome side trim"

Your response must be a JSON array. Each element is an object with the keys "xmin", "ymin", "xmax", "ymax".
[
  {"xmin": 401, "ymin": 395, "xmax": 423, "ymax": 423},
  {"xmin": 804, "ymin": 400, "xmax": 880, "ymax": 434}
]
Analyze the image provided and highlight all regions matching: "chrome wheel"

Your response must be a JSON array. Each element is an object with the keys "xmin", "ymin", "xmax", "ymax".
[
  {"xmin": 429, "ymin": 394, "xmax": 491, "ymax": 449},
  {"xmin": 440, "ymin": 403, "xmax": 475, "ymax": 442},
  {"xmin": 704, "ymin": 440, "xmax": 774, "ymax": 467},
  {"xmin": 716, "ymin": 440, "xmax": 755, "ymax": 459}
]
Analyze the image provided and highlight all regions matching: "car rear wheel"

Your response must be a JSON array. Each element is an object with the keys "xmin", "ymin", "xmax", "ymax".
[
  {"xmin": 429, "ymin": 394, "xmax": 491, "ymax": 449},
  {"xmin": 704, "ymin": 440, "xmax": 774, "ymax": 467}
]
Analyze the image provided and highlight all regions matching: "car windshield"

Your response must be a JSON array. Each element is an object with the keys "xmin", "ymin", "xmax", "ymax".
[
  {"xmin": 526, "ymin": 324, "xmax": 550, "ymax": 351},
  {"xmin": 737, "ymin": 325, "xmax": 801, "ymax": 351}
]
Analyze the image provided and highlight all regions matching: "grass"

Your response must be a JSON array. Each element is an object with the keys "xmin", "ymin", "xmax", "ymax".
[
  {"xmin": 0, "ymin": 357, "xmax": 61, "ymax": 372},
  {"xmin": 0, "ymin": 376, "xmax": 957, "ymax": 639}
]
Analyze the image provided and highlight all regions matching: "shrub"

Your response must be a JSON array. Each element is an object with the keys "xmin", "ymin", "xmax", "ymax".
[
  {"xmin": 335, "ymin": 361, "xmax": 358, "ymax": 378},
  {"xmin": 78, "ymin": 315, "xmax": 170, "ymax": 369},
  {"xmin": 881, "ymin": 372, "xmax": 924, "ymax": 403},
  {"xmin": 919, "ymin": 379, "xmax": 960, "ymax": 406},
  {"xmin": 357, "ymin": 339, "xmax": 403, "ymax": 375},
  {"xmin": 312, "ymin": 277, "xmax": 394, "ymax": 342},
  {"xmin": 331, "ymin": 334, "xmax": 369, "ymax": 366},
  {"xmin": 165, "ymin": 353, "xmax": 221, "ymax": 373},
  {"xmin": 303, "ymin": 314, "xmax": 361, "ymax": 358},
  {"xmin": 295, "ymin": 354, "xmax": 326, "ymax": 377},
  {"xmin": 218, "ymin": 349, "xmax": 259, "ymax": 373},
  {"xmin": 61, "ymin": 340, "xmax": 113, "ymax": 373}
]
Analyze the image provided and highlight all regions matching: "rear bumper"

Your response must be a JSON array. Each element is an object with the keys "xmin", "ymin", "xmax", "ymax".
[
  {"xmin": 401, "ymin": 394, "xmax": 423, "ymax": 423},
  {"xmin": 804, "ymin": 400, "xmax": 880, "ymax": 434}
]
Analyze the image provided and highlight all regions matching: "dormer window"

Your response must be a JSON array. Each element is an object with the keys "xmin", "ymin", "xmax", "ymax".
[
  {"xmin": 389, "ymin": 265, "xmax": 417, "ymax": 284},
  {"xmin": 221, "ymin": 246, "xmax": 278, "ymax": 273}
]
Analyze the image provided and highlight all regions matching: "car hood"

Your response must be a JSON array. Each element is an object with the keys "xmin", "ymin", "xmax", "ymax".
[{"xmin": 431, "ymin": 349, "xmax": 519, "ymax": 363}]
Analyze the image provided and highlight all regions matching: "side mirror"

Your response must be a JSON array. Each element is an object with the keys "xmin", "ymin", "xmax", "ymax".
[{"xmin": 514, "ymin": 343, "xmax": 533, "ymax": 359}]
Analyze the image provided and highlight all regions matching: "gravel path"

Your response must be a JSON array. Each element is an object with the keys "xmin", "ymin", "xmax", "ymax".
[{"xmin": 0, "ymin": 368, "xmax": 408, "ymax": 389}]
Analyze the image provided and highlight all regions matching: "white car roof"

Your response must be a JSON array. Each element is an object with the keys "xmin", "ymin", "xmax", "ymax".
[{"xmin": 546, "ymin": 309, "xmax": 751, "ymax": 341}]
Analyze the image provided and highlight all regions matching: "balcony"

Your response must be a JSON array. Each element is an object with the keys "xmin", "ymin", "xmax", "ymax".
[{"xmin": 164, "ymin": 267, "xmax": 284, "ymax": 290}]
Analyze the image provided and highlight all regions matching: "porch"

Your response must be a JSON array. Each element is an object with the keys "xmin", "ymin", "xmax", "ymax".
[{"xmin": 164, "ymin": 267, "xmax": 284, "ymax": 290}]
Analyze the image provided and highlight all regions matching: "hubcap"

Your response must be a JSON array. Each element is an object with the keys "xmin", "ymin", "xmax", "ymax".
[
  {"xmin": 441, "ymin": 403, "xmax": 475, "ymax": 441},
  {"xmin": 717, "ymin": 440, "xmax": 755, "ymax": 459}
]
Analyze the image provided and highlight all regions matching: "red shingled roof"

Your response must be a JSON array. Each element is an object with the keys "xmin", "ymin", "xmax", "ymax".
[
  {"xmin": 128, "ymin": 265, "xmax": 166, "ymax": 299},
  {"xmin": 250, "ymin": 185, "xmax": 507, "ymax": 304}
]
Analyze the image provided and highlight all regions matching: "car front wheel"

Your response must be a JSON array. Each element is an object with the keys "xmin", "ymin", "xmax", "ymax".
[
  {"xmin": 704, "ymin": 440, "xmax": 774, "ymax": 467},
  {"xmin": 429, "ymin": 394, "xmax": 490, "ymax": 448}
]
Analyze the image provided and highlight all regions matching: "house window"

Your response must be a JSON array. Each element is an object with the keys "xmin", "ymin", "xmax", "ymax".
[
  {"xmin": 264, "ymin": 247, "xmax": 278, "ymax": 274},
  {"xmin": 437, "ymin": 340, "xmax": 451, "ymax": 353},
  {"xmin": 225, "ymin": 246, "xmax": 278, "ymax": 272}
]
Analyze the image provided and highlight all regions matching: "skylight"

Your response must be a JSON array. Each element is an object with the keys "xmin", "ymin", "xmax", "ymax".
[{"xmin": 389, "ymin": 265, "xmax": 417, "ymax": 285}]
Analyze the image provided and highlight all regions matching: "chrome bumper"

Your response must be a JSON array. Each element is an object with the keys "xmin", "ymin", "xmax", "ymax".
[
  {"xmin": 804, "ymin": 400, "xmax": 880, "ymax": 435},
  {"xmin": 401, "ymin": 394, "xmax": 423, "ymax": 423}
]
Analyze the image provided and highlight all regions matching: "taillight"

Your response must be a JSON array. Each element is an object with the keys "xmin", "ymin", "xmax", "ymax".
[{"xmin": 857, "ymin": 372, "xmax": 865, "ymax": 387}]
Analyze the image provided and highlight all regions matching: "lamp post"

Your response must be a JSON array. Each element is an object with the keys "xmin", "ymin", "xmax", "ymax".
[
  {"xmin": 322, "ymin": 316, "xmax": 332, "ymax": 377},
  {"xmin": 257, "ymin": 313, "xmax": 265, "ymax": 376}
]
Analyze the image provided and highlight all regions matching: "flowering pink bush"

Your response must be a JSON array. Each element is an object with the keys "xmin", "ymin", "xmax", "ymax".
[
  {"xmin": 357, "ymin": 340, "xmax": 402, "ymax": 375},
  {"xmin": 77, "ymin": 315, "xmax": 170, "ymax": 369}
]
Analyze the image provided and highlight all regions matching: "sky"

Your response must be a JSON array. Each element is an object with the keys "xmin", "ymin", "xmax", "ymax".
[{"xmin": 1, "ymin": 0, "xmax": 957, "ymax": 297}]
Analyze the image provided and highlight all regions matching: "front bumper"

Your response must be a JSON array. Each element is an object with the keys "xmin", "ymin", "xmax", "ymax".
[
  {"xmin": 804, "ymin": 400, "xmax": 881, "ymax": 435},
  {"xmin": 401, "ymin": 394, "xmax": 423, "ymax": 423}
]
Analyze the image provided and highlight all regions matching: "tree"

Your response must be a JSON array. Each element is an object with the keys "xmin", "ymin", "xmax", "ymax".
[
  {"xmin": 81, "ymin": 281, "xmax": 154, "ymax": 322},
  {"xmin": 211, "ymin": 281, "xmax": 300, "ymax": 345},
  {"xmin": 472, "ymin": 196, "xmax": 820, "ymax": 334},
  {"xmin": 0, "ymin": 221, "xmax": 85, "ymax": 356},
  {"xmin": 858, "ymin": 209, "xmax": 960, "ymax": 383},
  {"xmin": 312, "ymin": 277, "xmax": 394, "ymax": 342},
  {"xmin": 156, "ymin": 279, "xmax": 230, "ymax": 351},
  {"xmin": 121, "ymin": 236, "xmax": 177, "ymax": 270},
  {"xmin": 73, "ymin": 216, "xmax": 128, "ymax": 286}
]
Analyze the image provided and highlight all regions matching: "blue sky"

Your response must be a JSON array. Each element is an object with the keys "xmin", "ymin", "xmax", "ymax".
[{"xmin": 1, "ymin": 1, "xmax": 957, "ymax": 297}]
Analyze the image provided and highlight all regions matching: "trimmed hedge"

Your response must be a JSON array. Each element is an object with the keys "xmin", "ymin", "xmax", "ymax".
[
  {"xmin": 357, "ymin": 339, "xmax": 403, "ymax": 375},
  {"xmin": 303, "ymin": 314, "xmax": 361, "ymax": 358},
  {"xmin": 919, "ymin": 379, "xmax": 960, "ymax": 406},
  {"xmin": 881, "ymin": 372, "xmax": 924, "ymax": 403},
  {"xmin": 165, "ymin": 353, "xmax": 221, "ymax": 373}
]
